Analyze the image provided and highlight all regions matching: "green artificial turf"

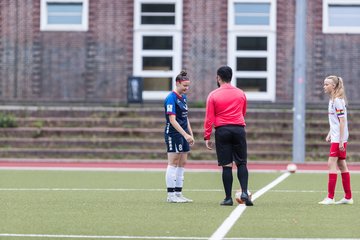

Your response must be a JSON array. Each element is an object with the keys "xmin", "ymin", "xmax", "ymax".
[{"xmin": 0, "ymin": 170, "xmax": 358, "ymax": 239}]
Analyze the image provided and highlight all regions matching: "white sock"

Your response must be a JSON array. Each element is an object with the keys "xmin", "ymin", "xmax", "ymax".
[
  {"xmin": 165, "ymin": 165, "xmax": 177, "ymax": 189},
  {"xmin": 175, "ymin": 167, "xmax": 185, "ymax": 189}
]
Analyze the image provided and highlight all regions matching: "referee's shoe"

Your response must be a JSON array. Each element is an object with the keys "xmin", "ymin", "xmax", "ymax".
[
  {"xmin": 220, "ymin": 198, "xmax": 233, "ymax": 206},
  {"xmin": 241, "ymin": 192, "xmax": 254, "ymax": 206}
]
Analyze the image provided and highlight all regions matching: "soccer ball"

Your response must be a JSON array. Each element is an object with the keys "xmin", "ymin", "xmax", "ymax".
[
  {"xmin": 235, "ymin": 189, "xmax": 252, "ymax": 204},
  {"xmin": 287, "ymin": 163, "xmax": 297, "ymax": 173}
]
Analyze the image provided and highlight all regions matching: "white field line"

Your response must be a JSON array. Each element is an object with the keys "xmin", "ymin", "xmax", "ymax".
[
  {"xmin": 0, "ymin": 234, "xmax": 357, "ymax": 240},
  {"xmin": 1, "ymin": 166, "xmax": 360, "ymax": 174},
  {"xmin": 209, "ymin": 173, "xmax": 291, "ymax": 240},
  {"xmin": 0, "ymin": 234, "xmax": 206, "ymax": 239},
  {"xmin": 1, "ymin": 167, "xmax": 360, "ymax": 174},
  {"xmin": 0, "ymin": 188, "xmax": 357, "ymax": 194},
  {"xmin": 0, "ymin": 188, "xmax": 220, "ymax": 192}
]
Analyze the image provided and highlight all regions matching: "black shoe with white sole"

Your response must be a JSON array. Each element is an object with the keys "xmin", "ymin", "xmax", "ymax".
[
  {"xmin": 220, "ymin": 198, "xmax": 233, "ymax": 206},
  {"xmin": 241, "ymin": 192, "xmax": 254, "ymax": 206}
]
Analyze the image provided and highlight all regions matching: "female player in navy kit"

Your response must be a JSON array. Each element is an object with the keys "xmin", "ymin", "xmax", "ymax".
[
  {"xmin": 164, "ymin": 70, "xmax": 194, "ymax": 203},
  {"xmin": 319, "ymin": 75, "xmax": 353, "ymax": 205}
]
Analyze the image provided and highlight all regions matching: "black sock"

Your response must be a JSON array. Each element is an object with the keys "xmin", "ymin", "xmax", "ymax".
[
  {"xmin": 237, "ymin": 163, "xmax": 249, "ymax": 193},
  {"xmin": 222, "ymin": 166, "xmax": 233, "ymax": 199}
]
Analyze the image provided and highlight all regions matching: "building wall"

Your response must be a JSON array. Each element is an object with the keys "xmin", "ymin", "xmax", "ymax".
[
  {"xmin": 0, "ymin": 0, "xmax": 133, "ymax": 104},
  {"xmin": 307, "ymin": 0, "xmax": 360, "ymax": 104},
  {"xmin": 182, "ymin": 0, "xmax": 227, "ymax": 102},
  {"xmin": 0, "ymin": 0, "xmax": 38, "ymax": 100},
  {"xmin": 1, "ymin": 0, "xmax": 360, "ymax": 104},
  {"xmin": 276, "ymin": 0, "xmax": 295, "ymax": 102}
]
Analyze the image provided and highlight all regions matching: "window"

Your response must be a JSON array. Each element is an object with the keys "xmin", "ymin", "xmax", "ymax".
[
  {"xmin": 40, "ymin": 0, "xmax": 89, "ymax": 31},
  {"xmin": 323, "ymin": 0, "xmax": 360, "ymax": 33},
  {"xmin": 141, "ymin": 4, "xmax": 176, "ymax": 25},
  {"xmin": 228, "ymin": 0, "xmax": 276, "ymax": 101},
  {"xmin": 234, "ymin": 3, "xmax": 270, "ymax": 25},
  {"xmin": 134, "ymin": 0, "xmax": 182, "ymax": 100}
]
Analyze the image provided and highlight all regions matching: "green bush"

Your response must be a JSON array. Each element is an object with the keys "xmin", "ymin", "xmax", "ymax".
[{"xmin": 0, "ymin": 113, "xmax": 18, "ymax": 128}]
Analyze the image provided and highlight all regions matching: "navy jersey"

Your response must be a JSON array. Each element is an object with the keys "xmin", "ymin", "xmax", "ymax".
[{"xmin": 164, "ymin": 91, "xmax": 189, "ymax": 135}]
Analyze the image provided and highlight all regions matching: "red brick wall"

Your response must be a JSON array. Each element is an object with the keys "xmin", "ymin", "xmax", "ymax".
[
  {"xmin": 182, "ymin": 0, "xmax": 227, "ymax": 102},
  {"xmin": 276, "ymin": 0, "xmax": 296, "ymax": 102},
  {"xmin": 84, "ymin": 0, "xmax": 133, "ymax": 102},
  {"xmin": 0, "ymin": 0, "xmax": 133, "ymax": 103},
  {"xmin": 276, "ymin": 0, "xmax": 360, "ymax": 104},
  {"xmin": 1, "ymin": 0, "xmax": 360, "ymax": 104},
  {"xmin": 0, "ymin": 0, "xmax": 38, "ymax": 100},
  {"xmin": 306, "ymin": 0, "xmax": 324, "ymax": 103}
]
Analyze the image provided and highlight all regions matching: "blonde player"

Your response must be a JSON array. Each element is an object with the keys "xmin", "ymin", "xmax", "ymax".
[{"xmin": 319, "ymin": 75, "xmax": 353, "ymax": 205}]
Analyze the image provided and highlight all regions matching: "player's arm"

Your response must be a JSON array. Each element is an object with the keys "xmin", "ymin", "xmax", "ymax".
[
  {"xmin": 204, "ymin": 95, "xmax": 215, "ymax": 150},
  {"xmin": 187, "ymin": 118, "xmax": 194, "ymax": 137},
  {"xmin": 339, "ymin": 117, "xmax": 345, "ymax": 151},
  {"xmin": 326, "ymin": 130, "xmax": 331, "ymax": 142},
  {"xmin": 169, "ymin": 115, "xmax": 194, "ymax": 145},
  {"xmin": 334, "ymin": 100, "xmax": 346, "ymax": 150},
  {"xmin": 204, "ymin": 95, "xmax": 214, "ymax": 140}
]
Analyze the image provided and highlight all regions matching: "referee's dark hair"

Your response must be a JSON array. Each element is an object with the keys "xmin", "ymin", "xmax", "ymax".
[{"xmin": 217, "ymin": 66, "xmax": 233, "ymax": 83}]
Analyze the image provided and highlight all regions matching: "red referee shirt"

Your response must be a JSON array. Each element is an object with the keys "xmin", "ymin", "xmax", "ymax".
[{"xmin": 203, "ymin": 83, "xmax": 247, "ymax": 140}]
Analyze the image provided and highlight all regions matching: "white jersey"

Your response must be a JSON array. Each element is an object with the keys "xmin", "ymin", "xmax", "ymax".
[{"xmin": 328, "ymin": 98, "xmax": 348, "ymax": 143}]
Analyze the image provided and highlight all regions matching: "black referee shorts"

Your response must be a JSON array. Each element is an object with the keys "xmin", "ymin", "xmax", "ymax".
[{"xmin": 215, "ymin": 125, "xmax": 247, "ymax": 166}]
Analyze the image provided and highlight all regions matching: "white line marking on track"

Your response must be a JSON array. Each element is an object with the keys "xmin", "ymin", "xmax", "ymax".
[{"xmin": 209, "ymin": 172, "xmax": 291, "ymax": 240}]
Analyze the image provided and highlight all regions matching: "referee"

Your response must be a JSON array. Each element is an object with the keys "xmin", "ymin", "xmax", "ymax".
[{"xmin": 204, "ymin": 66, "xmax": 253, "ymax": 206}]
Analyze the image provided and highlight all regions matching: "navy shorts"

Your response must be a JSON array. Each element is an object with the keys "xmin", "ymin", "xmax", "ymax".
[
  {"xmin": 165, "ymin": 133, "xmax": 190, "ymax": 153},
  {"xmin": 215, "ymin": 125, "xmax": 247, "ymax": 166}
]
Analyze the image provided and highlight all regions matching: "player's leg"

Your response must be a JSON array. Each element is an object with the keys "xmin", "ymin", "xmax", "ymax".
[
  {"xmin": 319, "ymin": 156, "xmax": 338, "ymax": 204},
  {"xmin": 215, "ymin": 126, "xmax": 234, "ymax": 206},
  {"xmin": 233, "ymin": 126, "xmax": 253, "ymax": 206},
  {"xmin": 336, "ymin": 155, "xmax": 353, "ymax": 204},
  {"xmin": 166, "ymin": 152, "xmax": 181, "ymax": 202},
  {"xmin": 221, "ymin": 163, "xmax": 234, "ymax": 206},
  {"xmin": 175, "ymin": 153, "xmax": 193, "ymax": 202}
]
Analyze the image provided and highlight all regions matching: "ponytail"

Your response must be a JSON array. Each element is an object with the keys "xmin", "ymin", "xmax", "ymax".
[{"xmin": 326, "ymin": 75, "xmax": 348, "ymax": 105}]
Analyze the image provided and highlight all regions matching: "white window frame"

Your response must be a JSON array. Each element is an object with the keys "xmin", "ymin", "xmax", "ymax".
[
  {"xmin": 229, "ymin": 0, "xmax": 276, "ymax": 32},
  {"xmin": 40, "ymin": 0, "xmax": 89, "ymax": 31},
  {"xmin": 228, "ymin": 0, "xmax": 276, "ymax": 102},
  {"xmin": 133, "ymin": 0, "xmax": 182, "ymax": 100},
  {"xmin": 134, "ymin": 0, "xmax": 182, "ymax": 31},
  {"xmin": 323, "ymin": 0, "xmax": 360, "ymax": 34}
]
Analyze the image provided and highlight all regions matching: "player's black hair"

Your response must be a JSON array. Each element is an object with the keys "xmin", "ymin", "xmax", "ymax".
[{"xmin": 217, "ymin": 66, "xmax": 232, "ymax": 83}]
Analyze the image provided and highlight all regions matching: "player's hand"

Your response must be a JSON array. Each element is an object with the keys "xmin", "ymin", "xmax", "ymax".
[
  {"xmin": 325, "ymin": 135, "xmax": 331, "ymax": 142},
  {"xmin": 339, "ymin": 141, "xmax": 345, "ymax": 151},
  {"xmin": 186, "ymin": 134, "xmax": 195, "ymax": 146},
  {"xmin": 205, "ymin": 140, "xmax": 213, "ymax": 150}
]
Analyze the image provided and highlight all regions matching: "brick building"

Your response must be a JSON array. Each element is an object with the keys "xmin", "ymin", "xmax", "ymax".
[{"xmin": 1, "ymin": 0, "xmax": 360, "ymax": 105}]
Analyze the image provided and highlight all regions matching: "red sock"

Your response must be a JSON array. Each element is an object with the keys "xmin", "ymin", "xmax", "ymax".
[
  {"xmin": 341, "ymin": 172, "xmax": 352, "ymax": 199},
  {"xmin": 328, "ymin": 173, "xmax": 337, "ymax": 199}
]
